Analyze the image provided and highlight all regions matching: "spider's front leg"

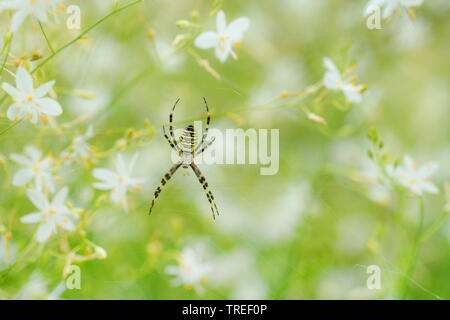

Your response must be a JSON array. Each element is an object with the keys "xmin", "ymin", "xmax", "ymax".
[
  {"xmin": 149, "ymin": 162, "xmax": 182, "ymax": 215},
  {"xmin": 169, "ymin": 98, "xmax": 181, "ymax": 148},
  {"xmin": 195, "ymin": 137, "xmax": 216, "ymax": 156},
  {"xmin": 163, "ymin": 125, "xmax": 179, "ymax": 151},
  {"xmin": 199, "ymin": 97, "xmax": 211, "ymax": 145}
]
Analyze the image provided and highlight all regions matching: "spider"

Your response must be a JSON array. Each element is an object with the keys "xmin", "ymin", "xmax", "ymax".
[{"xmin": 149, "ymin": 97, "xmax": 220, "ymax": 219}]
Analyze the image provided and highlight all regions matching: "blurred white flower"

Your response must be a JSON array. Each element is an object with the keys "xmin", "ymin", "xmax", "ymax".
[
  {"xmin": 364, "ymin": 0, "xmax": 424, "ymax": 19},
  {"xmin": 92, "ymin": 153, "xmax": 144, "ymax": 212},
  {"xmin": 165, "ymin": 243, "xmax": 213, "ymax": 294},
  {"xmin": 386, "ymin": 155, "xmax": 439, "ymax": 196},
  {"xmin": 210, "ymin": 249, "xmax": 267, "ymax": 299},
  {"xmin": 61, "ymin": 125, "xmax": 94, "ymax": 161},
  {"xmin": 21, "ymin": 187, "xmax": 77, "ymax": 243},
  {"xmin": 10, "ymin": 146, "xmax": 56, "ymax": 193},
  {"xmin": 14, "ymin": 273, "xmax": 65, "ymax": 300},
  {"xmin": 1, "ymin": 0, "xmax": 64, "ymax": 32},
  {"xmin": 194, "ymin": 10, "xmax": 250, "ymax": 63},
  {"xmin": 2, "ymin": 67, "xmax": 62, "ymax": 124},
  {"xmin": 0, "ymin": 239, "xmax": 17, "ymax": 270},
  {"xmin": 323, "ymin": 57, "xmax": 363, "ymax": 103}
]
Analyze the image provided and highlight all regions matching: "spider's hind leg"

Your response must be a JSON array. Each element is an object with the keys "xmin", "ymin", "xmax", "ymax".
[
  {"xmin": 190, "ymin": 162, "xmax": 219, "ymax": 219},
  {"xmin": 149, "ymin": 162, "xmax": 182, "ymax": 214}
]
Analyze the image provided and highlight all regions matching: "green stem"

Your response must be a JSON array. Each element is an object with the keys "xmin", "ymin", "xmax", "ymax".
[
  {"xmin": 401, "ymin": 197, "xmax": 425, "ymax": 299},
  {"xmin": 0, "ymin": 118, "xmax": 24, "ymax": 137},
  {"xmin": 38, "ymin": 21, "xmax": 55, "ymax": 54},
  {"xmin": 31, "ymin": 0, "xmax": 142, "ymax": 75},
  {"xmin": 0, "ymin": 35, "xmax": 13, "ymax": 80}
]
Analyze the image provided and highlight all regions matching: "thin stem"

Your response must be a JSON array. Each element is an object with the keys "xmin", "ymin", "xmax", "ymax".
[
  {"xmin": 0, "ymin": 35, "xmax": 13, "ymax": 80},
  {"xmin": 38, "ymin": 21, "xmax": 55, "ymax": 54},
  {"xmin": 0, "ymin": 118, "xmax": 24, "ymax": 136},
  {"xmin": 31, "ymin": 0, "xmax": 142, "ymax": 75},
  {"xmin": 401, "ymin": 197, "xmax": 425, "ymax": 299}
]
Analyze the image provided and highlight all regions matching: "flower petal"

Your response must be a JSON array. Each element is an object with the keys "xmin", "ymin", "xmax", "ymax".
[
  {"xmin": 12, "ymin": 168, "xmax": 34, "ymax": 186},
  {"xmin": 34, "ymin": 81, "xmax": 55, "ymax": 98},
  {"xmin": 93, "ymin": 168, "xmax": 118, "ymax": 184},
  {"xmin": 24, "ymin": 146, "xmax": 41, "ymax": 160},
  {"xmin": 36, "ymin": 98, "xmax": 63, "ymax": 116},
  {"xmin": 215, "ymin": 45, "xmax": 230, "ymax": 63},
  {"xmin": 419, "ymin": 162, "xmax": 439, "ymax": 177},
  {"xmin": 10, "ymin": 153, "xmax": 31, "ymax": 166},
  {"xmin": 216, "ymin": 10, "xmax": 227, "ymax": 34},
  {"xmin": 227, "ymin": 17, "xmax": 250, "ymax": 42},
  {"xmin": 323, "ymin": 57, "xmax": 340, "ymax": 75},
  {"xmin": 52, "ymin": 187, "xmax": 68, "ymax": 207},
  {"xmin": 6, "ymin": 102, "xmax": 25, "ymax": 121},
  {"xmin": 421, "ymin": 182, "xmax": 439, "ymax": 194},
  {"xmin": 21, "ymin": 212, "xmax": 43, "ymax": 224},
  {"xmin": 10, "ymin": 10, "xmax": 28, "ymax": 33},
  {"xmin": 15, "ymin": 67, "xmax": 34, "ymax": 94},
  {"xmin": 36, "ymin": 223, "xmax": 53, "ymax": 243},
  {"xmin": 2, "ymin": 82, "xmax": 23, "ymax": 99},
  {"xmin": 194, "ymin": 31, "xmax": 219, "ymax": 49},
  {"xmin": 26, "ymin": 188, "xmax": 47, "ymax": 211}
]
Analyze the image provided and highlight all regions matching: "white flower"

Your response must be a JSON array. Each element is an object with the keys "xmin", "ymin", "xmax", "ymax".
[
  {"xmin": 386, "ymin": 155, "xmax": 439, "ymax": 196},
  {"xmin": 61, "ymin": 125, "xmax": 94, "ymax": 161},
  {"xmin": 165, "ymin": 243, "xmax": 213, "ymax": 293},
  {"xmin": 10, "ymin": 146, "xmax": 56, "ymax": 193},
  {"xmin": 365, "ymin": 0, "xmax": 424, "ymax": 19},
  {"xmin": 2, "ymin": 67, "xmax": 62, "ymax": 124},
  {"xmin": 194, "ymin": 10, "xmax": 250, "ymax": 63},
  {"xmin": 322, "ymin": 57, "xmax": 363, "ymax": 103},
  {"xmin": 1, "ymin": 0, "xmax": 63, "ymax": 32},
  {"xmin": 92, "ymin": 153, "xmax": 144, "ymax": 212},
  {"xmin": 21, "ymin": 187, "xmax": 77, "ymax": 243},
  {"xmin": 14, "ymin": 273, "xmax": 65, "ymax": 300}
]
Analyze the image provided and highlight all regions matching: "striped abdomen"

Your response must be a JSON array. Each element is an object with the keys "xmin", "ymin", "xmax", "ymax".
[{"xmin": 179, "ymin": 125, "xmax": 197, "ymax": 154}]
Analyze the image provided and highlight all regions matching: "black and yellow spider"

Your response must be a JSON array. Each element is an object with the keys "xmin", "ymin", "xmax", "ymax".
[{"xmin": 149, "ymin": 98, "xmax": 219, "ymax": 219}]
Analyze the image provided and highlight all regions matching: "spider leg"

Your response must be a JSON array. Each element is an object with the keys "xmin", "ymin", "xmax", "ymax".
[
  {"xmin": 190, "ymin": 162, "xmax": 219, "ymax": 220},
  {"xmin": 163, "ymin": 125, "xmax": 179, "ymax": 151},
  {"xmin": 199, "ymin": 97, "xmax": 210, "ymax": 145},
  {"xmin": 169, "ymin": 98, "xmax": 181, "ymax": 149},
  {"xmin": 195, "ymin": 137, "xmax": 215, "ymax": 155},
  {"xmin": 149, "ymin": 162, "xmax": 182, "ymax": 215}
]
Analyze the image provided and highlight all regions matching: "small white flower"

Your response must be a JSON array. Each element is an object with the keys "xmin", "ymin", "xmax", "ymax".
[
  {"xmin": 92, "ymin": 153, "xmax": 144, "ymax": 212},
  {"xmin": 194, "ymin": 10, "xmax": 250, "ymax": 63},
  {"xmin": 14, "ymin": 273, "xmax": 65, "ymax": 300},
  {"xmin": 1, "ymin": 0, "xmax": 64, "ymax": 32},
  {"xmin": 323, "ymin": 57, "xmax": 363, "ymax": 103},
  {"xmin": 386, "ymin": 155, "xmax": 439, "ymax": 196},
  {"xmin": 364, "ymin": 0, "xmax": 424, "ymax": 19},
  {"xmin": 10, "ymin": 146, "xmax": 56, "ymax": 193},
  {"xmin": 21, "ymin": 187, "xmax": 77, "ymax": 243},
  {"xmin": 165, "ymin": 243, "xmax": 213, "ymax": 293},
  {"xmin": 2, "ymin": 67, "xmax": 62, "ymax": 123},
  {"xmin": 61, "ymin": 125, "xmax": 94, "ymax": 161}
]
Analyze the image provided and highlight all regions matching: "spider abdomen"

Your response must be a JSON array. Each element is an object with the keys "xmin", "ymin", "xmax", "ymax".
[{"xmin": 179, "ymin": 125, "xmax": 198, "ymax": 153}]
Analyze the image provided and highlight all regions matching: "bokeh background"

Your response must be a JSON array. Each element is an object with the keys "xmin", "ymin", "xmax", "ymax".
[{"xmin": 0, "ymin": 0, "xmax": 449, "ymax": 299}]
